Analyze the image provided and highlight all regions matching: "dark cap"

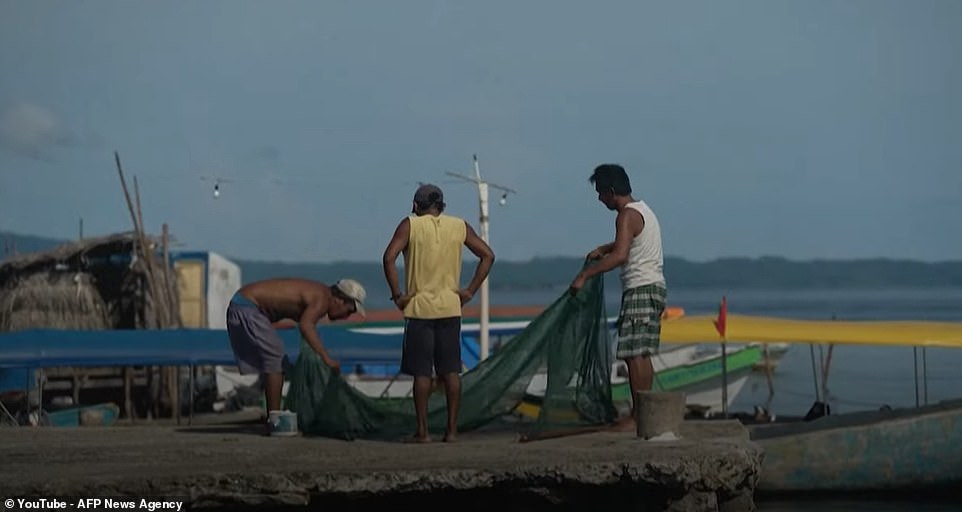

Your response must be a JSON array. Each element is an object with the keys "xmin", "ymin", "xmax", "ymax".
[{"xmin": 413, "ymin": 183, "xmax": 444, "ymax": 207}]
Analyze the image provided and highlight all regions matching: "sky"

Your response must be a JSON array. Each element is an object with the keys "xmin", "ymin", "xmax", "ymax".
[{"xmin": 1, "ymin": 0, "xmax": 960, "ymax": 263}]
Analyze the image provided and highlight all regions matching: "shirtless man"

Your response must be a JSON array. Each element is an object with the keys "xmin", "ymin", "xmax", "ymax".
[{"xmin": 225, "ymin": 277, "xmax": 366, "ymax": 433}]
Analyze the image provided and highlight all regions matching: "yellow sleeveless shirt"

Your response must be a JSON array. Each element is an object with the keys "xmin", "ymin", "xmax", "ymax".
[{"xmin": 403, "ymin": 213, "xmax": 466, "ymax": 319}]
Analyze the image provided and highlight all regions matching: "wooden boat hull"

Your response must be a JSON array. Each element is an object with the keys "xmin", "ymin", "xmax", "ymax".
[
  {"xmin": 515, "ymin": 345, "xmax": 764, "ymax": 419},
  {"xmin": 750, "ymin": 399, "xmax": 962, "ymax": 493}
]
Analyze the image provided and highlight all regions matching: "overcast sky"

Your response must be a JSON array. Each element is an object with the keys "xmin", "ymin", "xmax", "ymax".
[{"xmin": 1, "ymin": 0, "xmax": 959, "ymax": 263}]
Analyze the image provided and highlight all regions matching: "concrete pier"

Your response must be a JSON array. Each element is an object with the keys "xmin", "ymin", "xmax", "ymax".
[{"xmin": 0, "ymin": 420, "xmax": 761, "ymax": 511}]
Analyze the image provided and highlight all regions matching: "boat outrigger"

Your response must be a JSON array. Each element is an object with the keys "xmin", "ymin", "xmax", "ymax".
[{"xmin": 665, "ymin": 309, "xmax": 962, "ymax": 494}]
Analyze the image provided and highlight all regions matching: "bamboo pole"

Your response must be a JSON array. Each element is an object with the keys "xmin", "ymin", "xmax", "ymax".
[
  {"xmin": 117, "ymin": 152, "xmax": 180, "ymax": 419},
  {"xmin": 115, "ymin": 156, "xmax": 154, "ymax": 325},
  {"xmin": 115, "ymin": 152, "xmax": 144, "ymax": 420},
  {"xmin": 115, "ymin": 154, "xmax": 165, "ymax": 329},
  {"xmin": 124, "ymin": 366, "xmax": 133, "ymax": 423},
  {"xmin": 136, "ymin": 176, "xmax": 182, "ymax": 418},
  {"xmin": 762, "ymin": 345, "xmax": 775, "ymax": 396},
  {"xmin": 762, "ymin": 344, "xmax": 775, "ymax": 414},
  {"xmin": 820, "ymin": 344, "xmax": 835, "ymax": 404},
  {"xmin": 161, "ymin": 224, "xmax": 176, "ymax": 323},
  {"xmin": 133, "ymin": 175, "xmax": 168, "ymax": 328},
  {"xmin": 116, "ymin": 153, "xmax": 194, "ymax": 419},
  {"xmin": 142, "ymin": 206, "xmax": 164, "ymax": 419},
  {"xmin": 162, "ymin": 225, "xmax": 179, "ymax": 419},
  {"xmin": 114, "ymin": 152, "xmax": 141, "ymax": 246}
]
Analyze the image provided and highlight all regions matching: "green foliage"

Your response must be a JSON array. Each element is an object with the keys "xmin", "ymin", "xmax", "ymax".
[{"xmin": 4, "ymin": 231, "xmax": 960, "ymax": 297}]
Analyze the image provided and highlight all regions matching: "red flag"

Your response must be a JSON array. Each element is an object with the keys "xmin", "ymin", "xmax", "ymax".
[{"xmin": 713, "ymin": 296, "xmax": 727, "ymax": 338}]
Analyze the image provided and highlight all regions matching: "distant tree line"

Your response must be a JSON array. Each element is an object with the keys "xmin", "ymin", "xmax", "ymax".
[
  {"xmin": 236, "ymin": 255, "xmax": 962, "ymax": 290},
  {"xmin": 4, "ymin": 231, "xmax": 960, "ymax": 291}
]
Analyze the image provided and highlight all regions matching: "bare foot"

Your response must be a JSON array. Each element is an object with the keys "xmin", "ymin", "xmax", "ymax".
[
  {"xmin": 405, "ymin": 434, "xmax": 432, "ymax": 443},
  {"xmin": 442, "ymin": 432, "xmax": 457, "ymax": 443},
  {"xmin": 608, "ymin": 416, "xmax": 636, "ymax": 433}
]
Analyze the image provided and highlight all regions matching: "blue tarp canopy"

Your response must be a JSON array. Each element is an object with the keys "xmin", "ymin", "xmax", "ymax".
[{"xmin": 0, "ymin": 326, "xmax": 405, "ymax": 369}]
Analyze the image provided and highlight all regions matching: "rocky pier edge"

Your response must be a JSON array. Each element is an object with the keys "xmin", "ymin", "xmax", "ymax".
[{"xmin": 0, "ymin": 420, "xmax": 761, "ymax": 511}]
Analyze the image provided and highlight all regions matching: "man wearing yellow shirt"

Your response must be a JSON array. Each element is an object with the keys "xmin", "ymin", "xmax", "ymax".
[{"xmin": 382, "ymin": 183, "xmax": 495, "ymax": 443}]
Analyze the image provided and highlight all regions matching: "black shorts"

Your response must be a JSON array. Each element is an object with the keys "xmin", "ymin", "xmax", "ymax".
[{"xmin": 400, "ymin": 317, "xmax": 462, "ymax": 378}]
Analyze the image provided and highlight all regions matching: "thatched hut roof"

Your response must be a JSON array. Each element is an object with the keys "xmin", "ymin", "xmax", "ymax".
[
  {"xmin": 0, "ymin": 232, "xmax": 154, "ymax": 276},
  {"xmin": 0, "ymin": 231, "xmax": 178, "ymax": 332}
]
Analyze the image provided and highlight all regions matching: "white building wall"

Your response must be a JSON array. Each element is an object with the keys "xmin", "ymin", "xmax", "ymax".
[{"xmin": 205, "ymin": 252, "xmax": 241, "ymax": 330}]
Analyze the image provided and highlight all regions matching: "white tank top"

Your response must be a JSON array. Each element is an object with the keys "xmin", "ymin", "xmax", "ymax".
[{"xmin": 620, "ymin": 200, "xmax": 666, "ymax": 289}]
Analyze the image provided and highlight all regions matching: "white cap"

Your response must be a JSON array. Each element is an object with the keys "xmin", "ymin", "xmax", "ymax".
[{"xmin": 334, "ymin": 278, "xmax": 366, "ymax": 317}]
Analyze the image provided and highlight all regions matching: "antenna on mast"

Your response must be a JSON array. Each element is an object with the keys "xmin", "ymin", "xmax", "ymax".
[{"xmin": 444, "ymin": 154, "xmax": 517, "ymax": 361}]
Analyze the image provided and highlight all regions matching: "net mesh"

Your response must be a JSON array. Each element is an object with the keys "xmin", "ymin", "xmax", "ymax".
[{"xmin": 285, "ymin": 265, "xmax": 617, "ymax": 441}]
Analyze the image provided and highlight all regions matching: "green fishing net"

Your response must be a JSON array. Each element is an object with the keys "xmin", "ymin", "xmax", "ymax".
[{"xmin": 285, "ymin": 265, "xmax": 617, "ymax": 441}]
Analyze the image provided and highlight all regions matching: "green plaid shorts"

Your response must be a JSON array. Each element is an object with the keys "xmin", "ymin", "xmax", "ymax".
[{"xmin": 615, "ymin": 282, "xmax": 667, "ymax": 359}]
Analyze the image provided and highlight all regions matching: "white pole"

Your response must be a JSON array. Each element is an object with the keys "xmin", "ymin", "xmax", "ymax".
[
  {"xmin": 445, "ymin": 155, "xmax": 515, "ymax": 362},
  {"xmin": 474, "ymin": 156, "xmax": 491, "ymax": 361}
]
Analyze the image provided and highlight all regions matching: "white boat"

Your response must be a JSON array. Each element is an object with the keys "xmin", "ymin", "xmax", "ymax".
[
  {"xmin": 213, "ymin": 317, "xmax": 789, "ymax": 416},
  {"xmin": 343, "ymin": 342, "xmax": 765, "ymax": 419},
  {"xmin": 344, "ymin": 344, "xmax": 700, "ymax": 399}
]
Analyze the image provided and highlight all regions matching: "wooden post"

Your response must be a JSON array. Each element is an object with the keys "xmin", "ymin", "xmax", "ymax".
[
  {"xmin": 175, "ymin": 367, "xmax": 182, "ymax": 425},
  {"xmin": 72, "ymin": 373, "xmax": 80, "ymax": 406},
  {"xmin": 820, "ymin": 344, "xmax": 835, "ymax": 404},
  {"xmin": 188, "ymin": 365, "xmax": 195, "ymax": 426},
  {"xmin": 161, "ymin": 223, "xmax": 178, "ymax": 326},
  {"xmin": 147, "ymin": 366, "xmax": 158, "ymax": 419},
  {"xmin": 124, "ymin": 366, "xmax": 133, "ymax": 423},
  {"xmin": 160, "ymin": 224, "xmax": 180, "ymax": 419},
  {"xmin": 115, "ymin": 152, "xmax": 164, "ymax": 329},
  {"xmin": 116, "ymin": 153, "xmax": 188, "ymax": 420},
  {"xmin": 762, "ymin": 344, "xmax": 776, "ymax": 414},
  {"xmin": 133, "ymin": 175, "xmax": 166, "ymax": 328},
  {"xmin": 115, "ymin": 152, "xmax": 137, "ymax": 225}
]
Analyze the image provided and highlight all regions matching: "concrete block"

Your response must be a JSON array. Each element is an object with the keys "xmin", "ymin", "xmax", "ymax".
[{"xmin": 636, "ymin": 390, "xmax": 686, "ymax": 440}]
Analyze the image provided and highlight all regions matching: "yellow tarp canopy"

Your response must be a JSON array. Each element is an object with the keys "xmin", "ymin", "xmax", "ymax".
[{"xmin": 661, "ymin": 314, "xmax": 962, "ymax": 349}]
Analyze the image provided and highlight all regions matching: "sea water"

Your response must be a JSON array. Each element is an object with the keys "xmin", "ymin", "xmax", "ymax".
[
  {"xmin": 494, "ymin": 286, "xmax": 962, "ymax": 415},
  {"xmin": 494, "ymin": 286, "xmax": 962, "ymax": 511}
]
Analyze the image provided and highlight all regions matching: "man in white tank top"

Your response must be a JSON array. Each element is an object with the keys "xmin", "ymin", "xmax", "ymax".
[{"xmin": 569, "ymin": 164, "xmax": 667, "ymax": 432}]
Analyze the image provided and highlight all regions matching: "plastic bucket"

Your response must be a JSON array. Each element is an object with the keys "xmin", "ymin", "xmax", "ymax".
[{"xmin": 268, "ymin": 410, "xmax": 298, "ymax": 437}]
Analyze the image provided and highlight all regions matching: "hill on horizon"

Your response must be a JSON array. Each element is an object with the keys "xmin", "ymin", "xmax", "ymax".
[{"xmin": 3, "ymin": 230, "xmax": 962, "ymax": 294}]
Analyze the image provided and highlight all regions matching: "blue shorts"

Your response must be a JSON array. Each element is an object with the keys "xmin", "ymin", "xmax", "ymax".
[{"xmin": 226, "ymin": 292, "xmax": 289, "ymax": 375}]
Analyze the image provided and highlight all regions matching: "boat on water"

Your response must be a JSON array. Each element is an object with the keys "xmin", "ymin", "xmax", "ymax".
[
  {"xmin": 227, "ymin": 339, "xmax": 770, "ymax": 412},
  {"xmin": 339, "ymin": 306, "xmax": 789, "ymax": 414},
  {"xmin": 215, "ymin": 309, "xmax": 791, "ymax": 416},
  {"xmin": 674, "ymin": 312, "xmax": 962, "ymax": 494},
  {"xmin": 513, "ymin": 343, "xmax": 774, "ymax": 419},
  {"xmin": 745, "ymin": 398, "xmax": 962, "ymax": 493}
]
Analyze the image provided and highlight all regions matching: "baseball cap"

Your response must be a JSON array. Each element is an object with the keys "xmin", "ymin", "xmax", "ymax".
[
  {"xmin": 334, "ymin": 279, "xmax": 366, "ymax": 317},
  {"xmin": 413, "ymin": 183, "xmax": 444, "ymax": 208}
]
